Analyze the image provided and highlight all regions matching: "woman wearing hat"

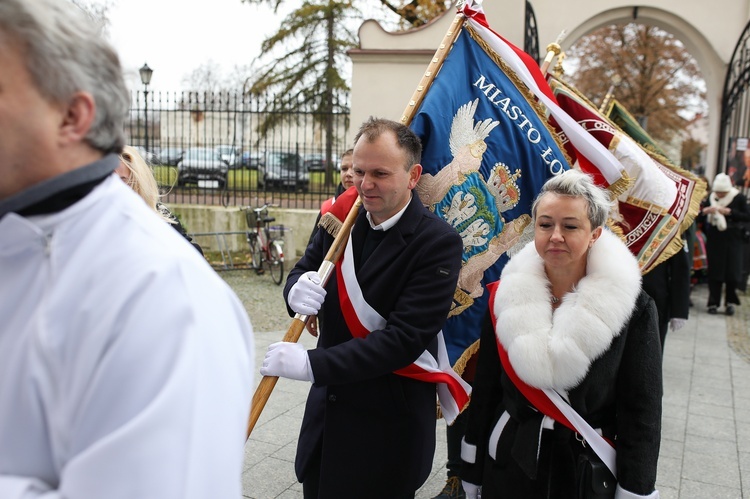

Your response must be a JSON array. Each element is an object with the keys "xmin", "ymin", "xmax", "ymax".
[{"xmin": 700, "ymin": 173, "xmax": 750, "ymax": 314}]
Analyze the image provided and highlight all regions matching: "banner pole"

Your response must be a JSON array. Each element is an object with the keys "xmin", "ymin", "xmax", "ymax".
[
  {"xmin": 246, "ymin": 198, "xmax": 362, "ymax": 439},
  {"xmin": 400, "ymin": 11, "xmax": 467, "ymax": 126},
  {"xmin": 539, "ymin": 30, "xmax": 566, "ymax": 75}
]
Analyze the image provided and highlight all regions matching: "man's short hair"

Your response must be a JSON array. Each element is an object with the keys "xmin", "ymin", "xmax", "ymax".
[
  {"xmin": 354, "ymin": 118, "xmax": 422, "ymax": 170},
  {"xmin": 0, "ymin": 0, "xmax": 130, "ymax": 154}
]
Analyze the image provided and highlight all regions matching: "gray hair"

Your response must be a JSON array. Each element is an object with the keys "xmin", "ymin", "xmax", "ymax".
[
  {"xmin": 0, "ymin": 0, "xmax": 130, "ymax": 153},
  {"xmin": 531, "ymin": 169, "xmax": 612, "ymax": 228}
]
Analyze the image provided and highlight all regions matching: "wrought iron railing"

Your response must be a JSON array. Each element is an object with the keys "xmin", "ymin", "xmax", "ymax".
[
  {"xmin": 127, "ymin": 90, "xmax": 351, "ymax": 208},
  {"xmin": 718, "ymin": 19, "xmax": 750, "ymax": 194},
  {"xmin": 524, "ymin": 1, "xmax": 540, "ymax": 64}
]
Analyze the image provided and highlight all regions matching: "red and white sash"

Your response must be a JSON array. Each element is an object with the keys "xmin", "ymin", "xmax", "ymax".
[
  {"xmin": 487, "ymin": 281, "xmax": 617, "ymax": 477},
  {"xmin": 335, "ymin": 231, "xmax": 471, "ymax": 424}
]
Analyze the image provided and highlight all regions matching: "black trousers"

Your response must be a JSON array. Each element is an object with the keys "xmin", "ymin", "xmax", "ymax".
[
  {"xmin": 446, "ymin": 409, "xmax": 469, "ymax": 478},
  {"xmin": 708, "ymin": 278, "xmax": 740, "ymax": 307},
  {"xmin": 302, "ymin": 448, "xmax": 415, "ymax": 499}
]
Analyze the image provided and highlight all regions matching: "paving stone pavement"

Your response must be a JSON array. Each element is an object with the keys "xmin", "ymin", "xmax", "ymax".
[{"xmin": 236, "ymin": 281, "xmax": 750, "ymax": 499}]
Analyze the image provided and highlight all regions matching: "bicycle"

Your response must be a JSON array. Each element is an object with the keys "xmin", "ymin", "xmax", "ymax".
[{"xmin": 240, "ymin": 205, "xmax": 285, "ymax": 285}]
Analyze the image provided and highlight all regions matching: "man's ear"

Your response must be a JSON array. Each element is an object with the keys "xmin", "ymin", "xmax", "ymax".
[
  {"xmin": 58, "ymin": 91, "xmax": 96, "ymax": 145},
  {"xmin": 408, "ymin": 163, "xmax": 422, "ymax": 189}
]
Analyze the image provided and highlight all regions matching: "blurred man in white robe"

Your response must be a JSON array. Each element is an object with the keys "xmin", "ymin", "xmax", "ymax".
[{"xmin": 0, "ymin": 1, "xmax": 254, "ymax": 497}]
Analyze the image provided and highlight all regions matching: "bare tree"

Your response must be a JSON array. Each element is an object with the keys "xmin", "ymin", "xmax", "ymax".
[
  {"xmin": 376, "ymin": 0, "xmax": 451, "ymax": 28},
  {"xmin": 681, "ymin": 136, "xmax": 706, "ymax": 172},
  {"xmin": 182, "ymin": 60, "xmax": 228, "ymax": 95},
  {"xmin": 71, "ymin": 0, "xmax": 113, "ymax": 32},
  {"xmin": 565, "ymin": 23, "xmax": 707, "ymax": 145}
]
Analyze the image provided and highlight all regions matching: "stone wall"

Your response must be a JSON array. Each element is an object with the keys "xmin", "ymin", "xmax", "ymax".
[{"xmin": 169, "ymin": 204, "xmax": 318, "ymax": 260}]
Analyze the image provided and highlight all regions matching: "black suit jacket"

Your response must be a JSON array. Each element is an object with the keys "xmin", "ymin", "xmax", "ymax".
[{"xmin": 284, "ymin": 191, "xmax": 462, "ymax": 498}]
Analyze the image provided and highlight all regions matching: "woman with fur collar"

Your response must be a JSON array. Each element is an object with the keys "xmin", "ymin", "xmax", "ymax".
[
  {"xmin": 699, "ymin": 172, "xmax": 750, "ymax": 315},
  {"xmin": 459, "ymin": 170, "xmax": 662, "ymax": 499}
]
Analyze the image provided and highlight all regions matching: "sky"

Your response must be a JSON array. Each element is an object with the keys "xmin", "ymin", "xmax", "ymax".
[{"xmin": 95, "ymin": 0, "xmax": 299, "ymax": 92}]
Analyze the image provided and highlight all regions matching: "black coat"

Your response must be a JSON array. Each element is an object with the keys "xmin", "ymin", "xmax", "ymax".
[
  {"xmin": 284, "ymin": 192, "xmax": 463, "ymax": 498},
  {"xmin": 460, "ymin": 230, "xmax": 662, "ymax": 498},
  {"xmin": 699, "ymin": 192, "xmax": 750, "ymax": 282},
  {"xmin": 462, "ymin": 292, "xmax": 661, "ymax": 498}
]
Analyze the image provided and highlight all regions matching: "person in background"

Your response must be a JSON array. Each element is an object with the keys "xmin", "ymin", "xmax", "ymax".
[
  {"xmin": 460, "ymin": 170, "xmax": 662, "ymax": 499},
  {"xmin": 641, "ymin": 243, "xmax": 692, "ymax": 352},
  {"xmin": 117, "ymin": 145, "xmax": 204, "ymax": 255},
  {"xmin": 0, "ymin": 1, "xmax": 254, "ymax": 497},
  {"xmin": 307, "ymin": 148, "xmax": 355, "ymax": 246},
  {"xmin": 261, "ymin": 118, "xmax": 464, "ymax": 498},
  {"xmin": 699, "ymin": 172, "xmax": 750, "ymax": 315},
  {"xmin": 304, "ymin": 148, "xmax": 355, "ymax": 336}
]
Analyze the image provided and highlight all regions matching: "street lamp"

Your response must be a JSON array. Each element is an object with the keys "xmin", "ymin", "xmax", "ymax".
[{"xmin": 139, "ymin": 63, "xmax": 153, "ymax": 153}]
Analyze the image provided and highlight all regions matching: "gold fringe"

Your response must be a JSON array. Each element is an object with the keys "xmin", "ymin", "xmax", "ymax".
[
  {"xmin": 318, "ymin": 212, "xmax": 343, "ymax": 239},
  {"xmin": 452, "ymin": 339, "xmax": 480, "ymax": 378},
  {"xmin": 642, "ymin": 219, "xmax": 685, "ymax": 274},
  {"xmin": 606, "ymin": 219, "xmax": 626, "ymax": 241},
  {"xmin": 606, "ymin": 172, "xmax": 634, "ymax": 199}
]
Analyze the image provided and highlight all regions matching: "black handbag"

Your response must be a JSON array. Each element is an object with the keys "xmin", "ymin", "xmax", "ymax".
[{"xmin": 576, "ymin": 451, "xmax": 616, "ymax": 499}]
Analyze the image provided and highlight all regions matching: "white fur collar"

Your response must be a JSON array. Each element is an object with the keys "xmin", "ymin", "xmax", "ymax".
[{"xmin": 493, "ymin": 229, "xmax": 641, "ymax": 391}]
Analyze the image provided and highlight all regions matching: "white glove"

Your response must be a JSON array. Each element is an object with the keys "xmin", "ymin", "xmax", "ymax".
[
  {"xmin": 670, "ymin": 318, "xmax": 687, "ymax": 332},
  {"xmin": 260, "ymin": 342, "xmax": 314, "ymax": 382},
  {"xmin": 288, "ymin": 271, "xmax": 326, "ymax": 316},
  {"xmin": 462, "ymin": 481, "xmax": 480, "ymax": 499}
]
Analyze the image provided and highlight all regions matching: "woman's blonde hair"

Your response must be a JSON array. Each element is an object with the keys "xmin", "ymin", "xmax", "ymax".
[{"xmin": 119, "ymin": 146, "xmax": 172, "ymax": 222}]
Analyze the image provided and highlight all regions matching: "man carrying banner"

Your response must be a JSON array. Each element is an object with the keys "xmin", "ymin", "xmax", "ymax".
[{"xmin": 260, "ymin": 117, "xmax": 464, "ymax": 498}]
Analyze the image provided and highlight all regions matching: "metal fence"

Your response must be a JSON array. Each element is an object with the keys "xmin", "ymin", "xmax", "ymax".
[
  {"xmin": 126, "ymin": 90, "xmax": 351, "ymax": 209},
  {"xmin": 719, "ymin": 18, "xmax": 750, "ymax": 196}
]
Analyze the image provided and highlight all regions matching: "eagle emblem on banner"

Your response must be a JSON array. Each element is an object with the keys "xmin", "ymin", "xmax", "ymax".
[{"xmin": 417, "ymin": 99, "xmax": 530, "ymax": 314}]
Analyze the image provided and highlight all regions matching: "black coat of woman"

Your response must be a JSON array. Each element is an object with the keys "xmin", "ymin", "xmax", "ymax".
[
  {"xmin": 698, "ymin": 174, "xmax": 750, "ymax": 310},
  {"xmin": 460, "ymin": 171, "xmax": 662, "ymax": 499}
]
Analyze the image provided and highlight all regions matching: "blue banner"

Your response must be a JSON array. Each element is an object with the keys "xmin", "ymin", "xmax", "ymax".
[{"xmin": 410, "ymin": 27, "xmax": 569, "ymax": 368}]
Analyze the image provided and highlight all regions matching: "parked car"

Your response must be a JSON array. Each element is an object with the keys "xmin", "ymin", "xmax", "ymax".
[
  {"xmin": 241, "ymin": 150, "xmax": 265, "ymax": 170},
  {"xmin": 303, "ymin": 153, "xmax": 326, "ymax": 172},
  {"xmin": 161, "ymin": 147, "xmax": 184, "ymax": 166},
  {"xmin": 259, "ymin": 151, "xmax": 309, "ymax": 192},
  {"xmin": 177, "ymin": 147, "xmax": 228, "ymax": 189},
  {"xmin": 133, "ymin": 146, "xmax": 157, "ymax": 164},
  {"xmin": 215, "ymin": 144, "xmax": 239, "ymax": 168}
]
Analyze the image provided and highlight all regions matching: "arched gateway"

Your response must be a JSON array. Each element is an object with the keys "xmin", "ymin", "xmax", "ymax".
[{"xmin": 349, "ymin": 1, "xmax": 750, "ymax": 178}]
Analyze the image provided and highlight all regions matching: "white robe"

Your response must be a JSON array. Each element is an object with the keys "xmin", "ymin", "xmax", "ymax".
[{"xmin": 0, "ymin": 176, "xmax": 254, "ymax": 498}]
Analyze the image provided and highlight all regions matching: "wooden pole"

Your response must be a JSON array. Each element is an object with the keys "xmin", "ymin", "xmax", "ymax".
[
  {"xmin": 246, "ymin": 198, "xmax": 362, "ymax": 439},
  {"xmin": 400, "ymin": 11, "xmax": 467, "ymax": 126},
  {"xmin": 539, "ymin": 30, "xmax": 566, "ymax": 76}
]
